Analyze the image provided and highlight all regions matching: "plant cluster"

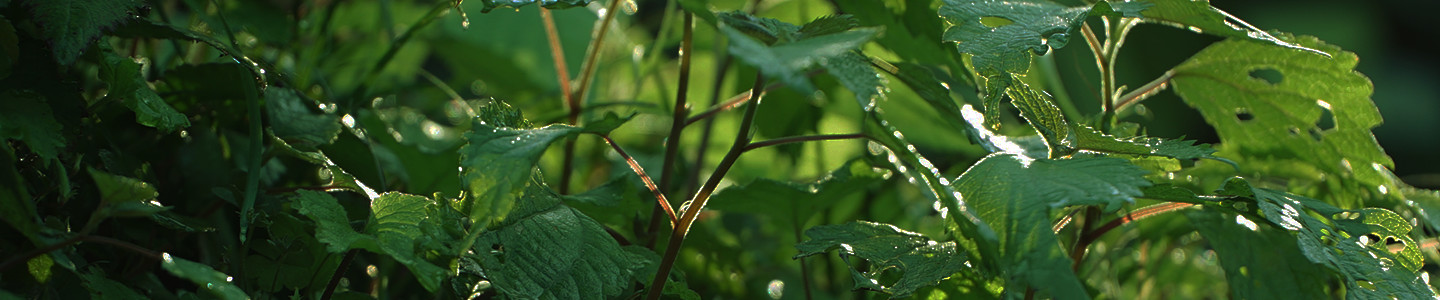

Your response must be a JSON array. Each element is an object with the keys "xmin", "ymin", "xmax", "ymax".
[{"xmin": 1, "ymin": 0, "xmax": 1438, "ymax": 299}]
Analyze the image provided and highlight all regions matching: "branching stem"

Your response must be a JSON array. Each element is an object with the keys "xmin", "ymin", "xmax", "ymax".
[
  {"xmin": 561, "ymin": 0, "xmax": 626, "ymax": 194},
  {"xmin": 599, "ymin": 135, "xmax": 678, "ymax": 227}
]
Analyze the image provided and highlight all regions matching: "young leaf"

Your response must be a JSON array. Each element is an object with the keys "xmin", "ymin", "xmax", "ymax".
[
  {"xmin": 291, "ymin": 190, "xmax": 376, "ymax": 252},
  {"xmin": 98, "ymin": 48, "xmax": 190, "ymax": 133},
  {"xmin": 271, "ymin": 135, "xmax": 379, "ymax": 199},
  {"xmin": 158, "ymin": 253, "xmax": 248, "ymax": 300},
  {"xmin": 28, "ymin": 0, "xmax": 143, "ymax": 65},
  {"xmin": 717, "ymin": 11, "xmax": 801, "ymax": 44},
  {"xmin": 266, "ymin": 88, "xmax": 341, "ymax": 152},
  {"xmin": 1171, "ymin": 33, "xmax": 1394, "ymax": 207},
  {"xmin": 1126, "ymin": 0, "xmax": 1324, "ymax": 55},
  {"xmin": 79, "ymin": 269, "xmax": 148, "ymax": 299},
  {"xmin": 0, "ymin": 90, "xmax": 64, "ymax": 163},
  {"xmin": 720, "ymin": 13, "xmax": 880, "ymax": 93},
  {"xmin": 474, "ymin": 178, "xmax": 648, "ymax": 299},
  {"xmin": 951, "ymin": 153, "xmax": 1150, "ymax": 299},
  {"xmin": 478, "ymin": 0, "xmax": 592, "ymax": 13},
  {"xmin": 795, "ymin": 221, "xmax": 972, "ymax": 298},
  {"xmin": 87, "ymin": 168, "xmax": 158, "ymax": 205},
  {"xmin": 987, "ymin": 74, "xmax": 1076, "ymax": 158},
  {"xmin": 940, "ymin": 0, "xmax": 1089, "ymax": 75},
  {"xmin": 1214, "ymin": 179, "xmax": 1432, "ymax": 298}
]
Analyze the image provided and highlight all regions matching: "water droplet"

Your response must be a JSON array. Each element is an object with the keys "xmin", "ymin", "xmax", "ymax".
[
  {"xmin": 767, "ymin": 280, "xmax": 785, "ymax": 299},
  {"xmin": 1186, "ymin": 26, "xmax": 1203, "ymax": 33},
  {"xmin": 621, "ymin": 0, "xmax": 637, "ymax": 15}
]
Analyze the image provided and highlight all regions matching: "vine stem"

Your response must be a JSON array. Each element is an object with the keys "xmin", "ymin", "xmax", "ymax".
[
  {"xmin": 561, "ymin": 0, "xmax": 626, "ymax": 194},
  {"xmin": 646, "ymin": 74, "xmax": 767, "ymax": 300},
  {"xmin": 599, "ymin": 135, "xmax": 678, "ymax": 226}
]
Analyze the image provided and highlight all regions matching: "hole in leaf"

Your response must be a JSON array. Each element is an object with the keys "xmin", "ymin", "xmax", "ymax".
[
  {"xmin": 1288, "ymin": 127, "xmax": 1301, "ymax": 136},
  {"xmin": 979, "ymin": 16, "xmax": 1014, "ymax": 28},
  {"xmin": 1249, "ymin": 68, "xmax": 1283, "ymax": 85},
  {"xmin": 1235, "ymin": 109, "xmax": 1254, "ymax": 122},
  {"xmin": 1315, "ymin": 100, "xmax": 1335, "ymax": 130},
  {"xmin": 1309, "ymin": 127, "xmax": 1323, "ymax": 141}
]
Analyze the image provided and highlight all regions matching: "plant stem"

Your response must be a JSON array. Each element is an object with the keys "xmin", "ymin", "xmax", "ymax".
[
  {"xmin": 1068, "ymin": 202, "xmax": 1196, "ymax": 271},
  {"xmin": 649, "ymin": 12, "xmax": 695, "ymax": 246},
  {"xmin": 540, "ymin": 7, "xmax": 575, "ymax": 116},
  {"xmin": 600, "ymin": 135, "xmax": 678, "ymax": 226},
  {"xmin": 684, "ymin": 81, "xmax": 783, "ymax": 126},
  {"xmin": 322, "ymin": 249, "xmax": 359, "ymax": 300},
  {"xmin": 743, "ymin": 134, "xmax": 867, "ymax": 152},
  {"xmin": 1113, "ymin": 71, "xmax": 1174, "ymax": 115},
  {"xmin": 646, "ymin": 74, "xmax": 766, "ymax": 300},
  {"xmin": 561, "ymin": 0, "xmax": 626, "ymax": 194}
]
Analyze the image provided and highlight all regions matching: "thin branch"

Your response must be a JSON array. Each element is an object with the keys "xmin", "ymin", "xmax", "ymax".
[
  {"xmin": 600, "ymin": 135, "xmax": 679, "ymax": 227},
  {"xmin": 650, "ymin": 12, "xmax": 695, "ymax": 246},
  {"xmin": 1113, "ymin": 71, "xmax": 1174, "ymax": 113},
  {"xmin": 1084, "ymin": 202, "xmax": 1196, "ymax": 242},
  {"xmin": 540, "ymin": 7, "xmax": 575, "ymax": 117},
  {"xmin": 322, "ymin": 249, "xmax": 359, "ymax": 300},
  {"xmin": 743, "ymin": 134, "xmax": 867, "ymax": 152},
  {"xmin": 684, "ymin": 81, "xmax": 782, "ymax": 126},
  {"xmin": 561, "ymin": 0, "xmax": 625, "ymax": 194},
  {"xmin": 647, "ymin": 74, "xmax": 767, "ymax": 300}
]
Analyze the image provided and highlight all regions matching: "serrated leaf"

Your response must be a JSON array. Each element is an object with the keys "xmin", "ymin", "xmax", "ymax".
[
  {"xmin": 986, "ymin": 74, "xmax": 1075, "ymax": 158},
  {"xmin": 959, "ymin": 104, "xmax": 1050, "ymax": 157},
  {"xmin": 1073, "ymin": 125, "xmax": 1233, "ymax": 165},
  {"xmin": 266, "ymin": 88, "xmax": 341, "ymax": 152},
  {"xmin": 795, "ymin": 221, "xmax": 971, "ymax": 298},
  {"xmin": 271, "ymin": 135, "xmax": 379, "ymax": 199},
  {"xmin": 940, "ymin": 0, "xmax": 1089, "ymax": 75},
  {"xmin": 98, "ymin": 48, "xmax": 190, "ymax": 132},
  {"xmin": 1216, "ymin": 178, "xmax": 1432, "ymax": 298},
  {"xmin": 0, "ymin": 90, "xmax": 64, "ymax": 163},
  {"xmin": 721, "ymin": 14, "xmax": 880, "ymax": 93},
  {"xmin": 158, "ymin": 253, "xmax": 249, "ymax": 300},
  {"xmin": 820, "ymin": 51, "xmax": 885, "ymax": 111},
  {"xmin": 367, "ymin": 192, "xmax": 450, "ymax": 291},
  {"xmin": 710, "ymin": 159, "xmax": 889, "ymax": 225},
  {"xmin": 952, "ymin": 153, "xmax": 1150, "ymax": 299},
  {"xmin": 29, "ymin": 0, "xmax": 142, "ymax": 65},
  {"xmin": 291, "ymin": 190, "xmax": 375, "ymax": 253},
  {"xmin": 718, "ymin": 11, "xmax": 801, "ymax": 44},
  {"xmin": 479, "ymin": 0, "xmax": 591, "ymax": 13},
  {"xmin": 1185, "ymin": 207, "xmax": 1331, "ymax": 300},
  {"xmin": 798, "ymin": 15, "xmax": 859, "ymax": 39},
  {"xmin": 1171, "ymin": 34, "xmax": 1392, "ymax": 207},
  {"xmin": 460, "ymin": 106, "xmax": 629, "ymax": 225},
  {"xmin": 475, "ymin": 179, "xmax": 648, "ymax": 300},
  {"xmin": 1128, "ymin": 0, "xmax": 1324, "ymax": 55}
]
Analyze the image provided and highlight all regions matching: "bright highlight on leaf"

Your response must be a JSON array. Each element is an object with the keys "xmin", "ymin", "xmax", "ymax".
[{"xmin": 796, "ymin": 221, "xmax": 971, "ymax": 298}]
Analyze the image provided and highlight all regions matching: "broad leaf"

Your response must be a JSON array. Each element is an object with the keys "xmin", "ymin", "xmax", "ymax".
[
  {"xmin": 986, "ymin": 74, "xmax": 1075, "ymax": 158},
  {"xmin": 266, "ymin": 88, "xmax": 341, "ymax": 152},
  {"xmin": 293, "ymin": 191, "xmax": 452, "ymax": 291},
  {"xmin": 1171, "ymin": 33, "xmax": 1393, "ymax": 207},
  {"xmin": 820, "ymin": 51, "xmax": 886, "ymax": 111},
  {"xmin": 98, "ymin": 48, "xmax": 190, "ymax": 133},
  {"xmin": 959, "ymin": 104, "xmax": 1049, "ymax": 157},
  {"xmin": 940, "ymin": 0, "xmax": 1089, "ymax": 75},
  {"xmin": 159, "ymin": 253, "xmax": 248, "ymax": 300},
  {"xmin": 478, "ymin": 0, "xmax": 591, "ymax": 13},
  {"xmin": 1214, "ymin": 179, "xmax": 1431, "ymax": 298},
  {"xmin": 29, "ymin": 0, "xmax": 143, "ymax": 65},
  {"xmin": 271, "ymin": 135, "xmax": 379, "ymax": 199},
  {"xmin": 88, "ymin": 168, "xmax": 167, "ymax": 218},
  {"xmin": 291, "ymin": 190, "xmax": 374, "ymax": 253},
  {"xmin": 1186, "ymin": 207, "xmax": 1331, "ymax": 299},
  {"xmin": 720, "ymin": 13, "xmax": 880, "ymax": 93},
  {"xmin": 474, "ymin": 178, "xmax": 648, "ymax": 300},
  {"xmin": 1073, "ymin": 125, "xmax": 1233, "ymax": 165},
  {"xmin": 795, "ymin": 221, "xmax": 971, "ymax": 298},
  {"xmin": 951, "ymin": 153, "xmax": 1150, "ymax": 299},
  {"xmin": 0, "ymin": 90, "xmax": 64, "ymax": 163},
  {"xmin": 0, "ymin": 144, "xmax": 41, "ymax": 243}
]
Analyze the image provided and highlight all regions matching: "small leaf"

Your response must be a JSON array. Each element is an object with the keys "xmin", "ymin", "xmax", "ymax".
[
  {"xmin": 1073, "ymin": 125, "xmax": 1234, "ymax": 165},
  {"xmin": 266, "ymin": 88, "xmax": 341, "ymax": 152},
  {"xmin": 718, "ymin": 11, "xmax": 800, "ymax": 44},
  {"xmin": 476, "ymin": 179, "xmax": 649, "ymax": 299},
  {"xmin": 952, "ymin": 153, "xmax": 1150, "ymax": 299},
  {"xmin": 720, "ymin": 13, "xmax": 880, "ymax": 93},
  {"xmin": 98, "ymin": 47, "xmax": 190, "ymax": 132},
  {"xmin": 88, "ymin": 168, "xmax": 158, "ymax": 204},
  {"xmin": 270, "ymin": 135, "xmax": 379, "ymax": 199},
  {"xmin": 159, "ymin": 253, "xmax": 249, "ymax": 300},
  {"xmin": 367, "ymin": 192, "xmax": 450, "ymax": 291},
  {"xmin": 80, "ymin": 269, "xmax": 148, "ymax": 299},
  {"xmin": 0, "ymin": 90, "xmax": 65, "ymax": 163},
  {"xmin": 291, "ymin": 190, "xmax": 375, "ymax": 252},
  {"xmin": 478, "ymin": 0, "xmax": 592, "ymax": 13},
  {"xmin": 795, "ymin": 221, "xmax": 971, "ymax": 298},
  {"xmin": 798, "ymin": 15, "xmax": 859, "ymax": 39},
  {"xmin": 28, "ymin": 0, "xmax": 143, "ymax": 65},
  {"xmin": 987, "ymin": 74, "xmax": 1075, "ymax": 158},
  {"xmin": 1171, "ymin": 33, "xmax": 1392, "ymax": 207}
]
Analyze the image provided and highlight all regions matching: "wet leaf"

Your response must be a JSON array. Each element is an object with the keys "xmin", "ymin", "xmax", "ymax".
[
  {"xmin": 266, "ymin": 88, "xmax": 341, "ymax": 152},
  {"xmin": 29, "ymin": 0, "xmax": 143, "ymax": 65},
  {"xmin": 795, "ymin": 221, "xmax": 970, "ymax": 298},
  {"xmin": 98, "ymin": 47, "xmax": 190, "ymax": 132},
  {"xmin": 940, "ymin": 0, "xmax": 1089, "ymax": 75},
  {"xmin": 159, "ymin": 253, "xmax": 248, "ymax": 300}
]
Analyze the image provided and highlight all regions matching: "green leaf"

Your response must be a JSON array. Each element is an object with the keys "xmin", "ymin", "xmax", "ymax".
[
  {"xmin": 158, "ymin": 253, "xmax": 248, "ymax": 300},
  {"xmin": 459, "ymin": 106, "xmax": 628, "ymax": 225},
  {"xmin": 0, "ymin": 90, "xmax": 65, "ymax": 163},
  {"xmin": 1171, "ymin": 33, "xmax": 1393, "ymax": 207},
  {"xmin": 958, "ymin": 104, "xmax": 1049, "ymax": 157},
  {"xmin": 720, "ymin": 14, "xmax": 880, "ymax": 93},
  {"xmin": 478, "ymin": 0, "xmax": 591, "ymax": 13},
  {"xmin": 475, "ymin": 179, "xmax": 649, "ymax": 299},
  {"xmin": 940, "ymin": 0, "xmax": 1089, "ymax": 75},
  {"xmin": 1127, "ymin": 0, "xmax": 1324, "ymax": 55},
  {"xmin": 1185, "ymin": 207, "xmax": 1331, "ymax": 300},
  {"xmin": 266, "ymin": 88, "xmax": 341, "ymax": 152},
  {"xmin": 291, "ymin": 190, "xmax": 374, "ymax": 253},
  {"xmin": 0, "ymin": 144, "xmax": 40, "ymax": 243},
  {"xmin": 271, "ymin": 135, "xmax": 379, "ymax": 199},
  {"xmin": 1073, "ymin": 125, "xmax": 1233, "ymax": 164},
  {"xmin": 795, "ymin": 221, "xmax": 971, "ymax": 298},
  {"xmin": 820, "ymin": 51, "xmax": 886, "ymax": 111},
  {"xmin": 951, "ymin": 153, "xmax": 1150, "ymax": 299},
  {"xmin": 717, "ymin": 11, "xmax": 801, "ymax": 45},
  {"xmin": 366, "ymin": 192, "xmax": 450, "ymax": 291},
  {"xmin": 80, "ymin": 269, "xmax": 148, "ymax": 299},
  {"xmin": 798, "ymin": 15, "xmax": 860, "ymax": 39},
  {"xmin": 98, "ymin": 48, "xmax": 190, "ymax": 133},
  {"xmin": 710, "ymin": 159, "xmax": 889, "ymax": 226},
  {"xmin": 1216, "ymin": 179, "xmax": 1432, "ymax": 298},
  {"xmin": 988, "ymin": 74, "xmax": 1076, "ymax": 158},
  {"xmin": 88, "ymin": 168, "xmax": 158, "ymax": 204},
  {"xmin": 28, "ymin": 0, "xmax": 142, "ymax": 65}
]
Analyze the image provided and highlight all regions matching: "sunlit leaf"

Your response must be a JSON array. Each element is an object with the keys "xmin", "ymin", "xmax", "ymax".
[
  {"xmin": 795, "ymin": 221, "xmax": 971, "ymax": 298},
  {"xmin": 1171, "ymin": 33, "xmax": 1393, "ymax": 207},
  {"xmin": 474, "ymin": 178, "xmax": 649, "ymax": 299},
  {"xmin": 720, "ymin": 13, "xmax": 880, "ymax": 93},
  {"xmin": 940, "ymin": 0, "xmax": 1089, "ymax": 75},
  {"xmin": 1187, "ymin": 207, "xmax": 1331, "ymax": 299},
  {"xmin": 29, "ymin": 0, "xmax": 143, "ymax": 65},
  {"xmin": 159, "ymin": 253, "xmax": 248, "ymax": 300},
  {"xmin": 985, "ymin": 74, "xmax": 1075, "ymax": 158},
  {"xmin": 291, "ymin": 190, "xmax": 375, "ymax": 252},
  {"xmin": 368, "ymin": 192, "xmax": 450, "ymax": 291},
  {"xmin": 821, "ymin": 51, "xmax": 886, "ymax": 111},
  {"xmin": 1128, "ymin": 0, "xmax": 1323, "ymax": 55},
  {"xmin": 1073, "ymin": 125, "xmax": 1233, "ymax": 165},
  {"xmin": 952, "ymin": 153, "xmax": 1150, "ymax": 299},
  {"xmin": 710, "ymin": 159, "xmax": 889, "ymax": 226}
]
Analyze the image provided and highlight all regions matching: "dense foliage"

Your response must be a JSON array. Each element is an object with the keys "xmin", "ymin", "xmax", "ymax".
[{"xmin": 1, "ymin": 0, "xmax": 1437, "ymax": 299}]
